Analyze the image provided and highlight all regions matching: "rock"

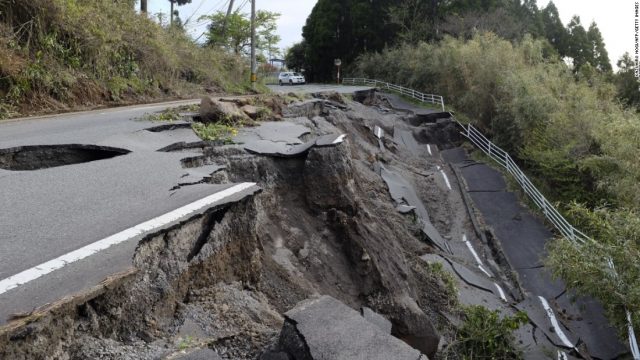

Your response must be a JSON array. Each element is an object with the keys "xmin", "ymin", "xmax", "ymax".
[
  {"xmin": 259, "ymin": 351, "xmax": 291, "ymax": 360},
  {"xmin": 174, "ymin": 348, "xmax": 222, "ymax": 360},
  {"xmin": 390, "ymin": 295, "xmax": 440, "ymax": 359},
  {"xmin": 241, "ymin": 105, "xmax": 260, "ymax": 119},
  {"xmin": 200, "ymin": 96, "xmax": 250, "ymax": 123},
  {"xmin": 277, "ymin": 296, "xmax": 426, "ymax": 360},
  {"xmin": 361, "ymin": 307, "xmax": 392, "ymax": 334},
  {"xmin": 303, "ymin": 146, "xmax": 356, "ymax": 213}
]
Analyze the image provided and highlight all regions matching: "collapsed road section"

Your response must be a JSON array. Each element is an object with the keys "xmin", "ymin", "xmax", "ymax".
[{"xmin": 0, "ymin": 90, "xmax": 629, "ymax": 359}]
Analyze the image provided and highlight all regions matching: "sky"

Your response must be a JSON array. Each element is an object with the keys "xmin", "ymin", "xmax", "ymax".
[{"xmin": 143, "ymin": 0, "xmax": 633, "ymax": 69}]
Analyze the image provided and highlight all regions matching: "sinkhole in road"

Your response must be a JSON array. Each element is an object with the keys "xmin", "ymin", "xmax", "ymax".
[{"xmin": 0, "ymin": 144, "xmax": 131, "ymax": 171}]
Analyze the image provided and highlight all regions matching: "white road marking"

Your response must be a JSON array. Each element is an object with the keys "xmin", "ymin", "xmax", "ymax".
[
  {"xmin": 463, "ymin": 234, "xmax": 493, "ymax": 278},
  {"xmin": 332, "ymin": 134, "xmax": 347, "ymax": 144},
  {"xmin": 374, "ymin": 126, "xmax": 383, "ymax": 139},
  {"xmin": 0, "ymin": 182, "xmax": 257, "ymax": 295},
  {"xmin": 539, "ymin": 296, "xmax": 574, "ymax": 348},
  {"xmin": 427, "ymin": 144, "xmax": 432, "ymax": 156},
  {"xmin": 628, "ymin": 310, "xmax": 640, "ymax": 360},
  {"xmin": 494, "ymin": 283, "xmax": 507, "ymax": 301},
  {"xmin": 477, "ymin": 264, "xmax": 493, "ymax": 278},
  {"xmin": 440, "ymin": 170, "xmax": 452, "ymax": 190},
  {"xmin": 558, "ymin": 351, "xmax": 569, "ymax": 360}
]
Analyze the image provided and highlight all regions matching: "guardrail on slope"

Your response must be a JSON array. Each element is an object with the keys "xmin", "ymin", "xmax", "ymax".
[
  {"xmin": 342, "ymin": 78, "xmax": 445, "ymax": 111},
  {"xmin": 348, "ymin": 78, "xmax": 639, "ymax": 359}
]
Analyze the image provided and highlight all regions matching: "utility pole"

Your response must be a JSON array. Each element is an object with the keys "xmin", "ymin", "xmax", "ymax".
[
  {"xmin": 250, "ymin": 0, "xmax": 257, "ymax": 89},
  {"xmin": 141, "ymin": 0, "xmax": 147, "ymax": 13},
  {"xmin": 220, "ymin": 0, "xmax": 235, "ymax": 41},
  {"xmin": 170, "ymin": 0, "xmax": 174, "ymax": 25}
]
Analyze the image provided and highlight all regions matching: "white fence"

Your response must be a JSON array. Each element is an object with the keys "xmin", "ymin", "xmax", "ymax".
[
  {"xmin": 459, "ymin": 122, "xmax": 591, "ymax": 245},
  {"xmin": 342, "ymin": 78, "xmax": 445, "ymax": 111},
  {"xmin": 348, "ymin": 78, "xmax": 639, "ymax": 358}
]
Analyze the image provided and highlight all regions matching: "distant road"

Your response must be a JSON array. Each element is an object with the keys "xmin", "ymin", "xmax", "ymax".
[{"xmin": 267, "ymin": 83, "xmax": 373, "ymax": 94}]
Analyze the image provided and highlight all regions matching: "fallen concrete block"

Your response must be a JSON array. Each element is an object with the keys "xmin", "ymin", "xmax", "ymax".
[
  {"xmin": 361, "ymin": 307, "xmax": 393, "ymax": 334},
  {"xmin": 278, "ymin": 296, "xmax": 425, "ymax": 360}
]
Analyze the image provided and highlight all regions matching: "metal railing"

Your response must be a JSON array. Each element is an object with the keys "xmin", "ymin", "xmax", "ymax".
[
  {"xmin": 456, "ymin": 119, "xmax": 639, "ymax": 359},
  {"xmin": 349, "ymin": 78, "xmax": 639, "ymax": 358},
  {"xmin": 458, "ymin": 122, "xmax": 591, "ymax": 245},
  {"xmin": 342, "ymin": 78, "xmax": 445, "ymax": 111}
]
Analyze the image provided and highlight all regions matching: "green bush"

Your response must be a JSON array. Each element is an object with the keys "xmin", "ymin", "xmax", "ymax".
[{"xmin": 443, "ymin": 305, "xmax": 528, "ymax": 359}]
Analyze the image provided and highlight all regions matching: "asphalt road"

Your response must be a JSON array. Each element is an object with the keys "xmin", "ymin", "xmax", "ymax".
[
  {"xmin": 0, "ymin": 100, "xmax": 261, "ymax": 325},
  {"xmin": 0, "ymin": 89, "xmax": 353, "ymax": 326},
  {"xmin": 454, "ymin": 158, "xmax": 626, "ymax": 358},
  {"xmin": 267, "ymin": 83, "xmax": 372, "ymax": 94}
]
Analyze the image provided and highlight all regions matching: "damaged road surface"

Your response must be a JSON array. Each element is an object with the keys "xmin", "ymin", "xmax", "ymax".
[
  {"xmin": 0, "ymin": 89, "xmax": 629, "ymax": 359},
  {"xmin": 0, "ymin": 100, "xmax": 260, "ymax": 325}
]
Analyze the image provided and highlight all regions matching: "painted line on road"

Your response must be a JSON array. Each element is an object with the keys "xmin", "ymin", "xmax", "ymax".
[
  {"xmin": 374, "ymin": 126, "xmax": 384, "ymax": 139},
  {"xmin": 436, "ymin": 165, "xmax": 452, "ymax": 190},
  {"xmin": 0, "ymin": 182, "xmax": 257, "ymax": 296},
  {"xmin": 494, "ymin": 283, "xmax": 507, "ymax": 302},
  {"xmin": 463, "ymin": 234, "xmax": 493, "ymax": 278},
  {"xmin": 332, "ymin": 134, "xmax": 347, "ymax": 144},
  {"xmin": 539, "ymin": 296, "xmax": 574, "ymax": 348},
  {"xmin": 427, "ymin": 144, "xmax": 432, "ymax": 156},
  {"xmin": 558, "ymin": 351, "xmax": 569, "ymax": 360}
]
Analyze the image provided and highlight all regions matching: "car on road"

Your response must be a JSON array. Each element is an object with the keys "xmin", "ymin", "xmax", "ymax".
[{"xmin": 278, "ymin": 72, "xmax": 305, "ymax": 85}]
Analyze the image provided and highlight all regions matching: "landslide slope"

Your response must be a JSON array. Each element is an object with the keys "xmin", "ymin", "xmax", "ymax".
[{"xmin": 0, "ymin": 0, "xmax": 250, "ymax": 118}]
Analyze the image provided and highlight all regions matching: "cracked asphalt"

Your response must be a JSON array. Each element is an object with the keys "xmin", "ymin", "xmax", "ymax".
[{"xmin": 0, "ymin": 100, "xmax": 257, "ymax": 325}]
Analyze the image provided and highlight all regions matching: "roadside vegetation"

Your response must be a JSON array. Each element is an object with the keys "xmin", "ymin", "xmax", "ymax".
[
  {"xmin": 443, "ymin": 306, "xmax": 528, "ymax": 359},
  {"xmin": 0, "ymin": 0, "xmax": 252, "ymax": 119}
]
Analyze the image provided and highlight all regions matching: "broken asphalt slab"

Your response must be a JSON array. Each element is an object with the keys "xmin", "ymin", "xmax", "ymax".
[
  {"xmin": 377, "ymin": 164, "xmax": 450, "ymax": 253},
  {"xmin": 278, "ymin": 296, "xmax": 425, "ymax": 360},
  {"xmin": 243, "ymin": 134, "xmax": 346, "ymax": 157}
]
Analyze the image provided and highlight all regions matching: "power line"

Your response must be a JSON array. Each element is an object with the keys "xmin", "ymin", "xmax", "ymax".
[{"xmin": 183, "ymin": 0, "xmax": 207, "ymax": 26}]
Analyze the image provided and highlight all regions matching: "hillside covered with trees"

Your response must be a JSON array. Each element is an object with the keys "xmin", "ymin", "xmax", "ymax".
[
  {"xmin": 0, "ymin": 0, "xmax": 252, "ymax": 119},
  {"xmin": 290, "ymin": 0, "xmax": 640, "ymax": 344}
]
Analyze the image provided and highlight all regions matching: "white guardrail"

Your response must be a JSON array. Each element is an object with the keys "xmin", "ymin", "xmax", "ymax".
[
  {"xmin": 347, "ymin": 78, "xmax": 639, "ymax": 359},
  {"xmin": 342, "ymin": 78, "xmax": 445, "ymax": 111}
]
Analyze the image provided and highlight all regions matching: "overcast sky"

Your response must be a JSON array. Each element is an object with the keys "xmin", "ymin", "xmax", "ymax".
[{"xmin": 144, "ymin": 0, "xmax": 633, "ymax": 68}]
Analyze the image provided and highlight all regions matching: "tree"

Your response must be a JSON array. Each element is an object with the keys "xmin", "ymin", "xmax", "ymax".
[
  {"xmin": 201, "ymin": 10, "xmax": 280, "ymax": 56},
  {"xmin": 615, "ymin": 53, "xmax": 640, "ymax": 109},
  {"xmin": 587, "ymin": 22, "xmax": 611, "ymax": 73},
  {"xmin": 302, "ymin": 0, "xmax": 397, "ymax": 81},
  {"xmin": 285, "ymin": 42, "xmax": 307, "ymax": 71},
  {"xmin": 388, "ymin": 0, "xmax": 440, "ymax": 43},
  {"xmin": 566, "ymin": 16, "xmax": 591, "ymax": 71},
  {"xmin": 540, "ymin": 1, "xmax": 568, "ymax": 56},
  {"xmin": 169, "ymin": 0, "xmax": 191, "ymax": 25},
  {"xmin": 141, "ymin": 0, "xmax": 147, "ymax": 13}
]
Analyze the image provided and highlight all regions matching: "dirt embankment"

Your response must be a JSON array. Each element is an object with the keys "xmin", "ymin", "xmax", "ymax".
[{"xmin": 0, "ymin": 92, "xmax": 465, "ymax": 359}]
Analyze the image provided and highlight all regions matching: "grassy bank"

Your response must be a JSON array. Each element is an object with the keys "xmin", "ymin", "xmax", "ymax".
[{"xmin": 0, "ymin": 0, "xmax": 252, "ymax": 119}]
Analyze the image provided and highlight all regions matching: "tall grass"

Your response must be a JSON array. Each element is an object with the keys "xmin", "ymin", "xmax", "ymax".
[{"xmin": 0, "ymin": 0, "xmax": 251, "ymax": 117}]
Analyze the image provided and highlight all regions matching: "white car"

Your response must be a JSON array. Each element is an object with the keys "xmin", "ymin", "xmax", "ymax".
[{"xmin": 278, "ymin": 72, "xmax": 305, "ymax": 85}]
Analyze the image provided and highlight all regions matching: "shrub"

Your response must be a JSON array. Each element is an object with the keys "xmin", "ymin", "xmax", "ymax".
[
  {"xmin": 0, "ymin": 0, "xmax": 251, "ymax": 118},
  {"xmin": 443, "ymin": 306, "xmax": 528, "ymax": 359}
]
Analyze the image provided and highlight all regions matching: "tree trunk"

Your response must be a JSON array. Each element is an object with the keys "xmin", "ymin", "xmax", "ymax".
[{"xmin": 141, "ymin": 0, "xmax": 147, "ymax": 13}]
